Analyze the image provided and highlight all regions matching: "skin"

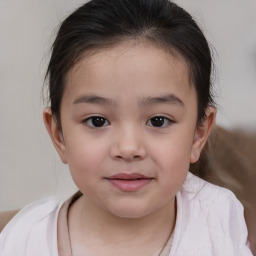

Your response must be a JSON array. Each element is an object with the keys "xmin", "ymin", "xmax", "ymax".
[{"xmin": 44, "ymin": 42, "xmax": 216, "ymax": 256}]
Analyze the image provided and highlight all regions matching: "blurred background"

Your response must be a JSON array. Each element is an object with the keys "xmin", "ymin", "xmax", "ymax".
[{"xmin": 0, "ymin": 0, "xmax": 256, "ymax": 211}]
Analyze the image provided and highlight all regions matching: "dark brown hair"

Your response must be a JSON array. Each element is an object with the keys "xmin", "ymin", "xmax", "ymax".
[{"xmin": 46, "ymin": 0, "xmax": 215, "ymax": 128}]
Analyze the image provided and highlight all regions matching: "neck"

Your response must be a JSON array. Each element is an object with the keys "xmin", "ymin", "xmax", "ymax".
[{"xmin": 68, "ymin": 195, "xmax": 176, "ymax": 255}]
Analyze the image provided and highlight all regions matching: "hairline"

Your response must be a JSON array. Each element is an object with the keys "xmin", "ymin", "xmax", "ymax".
[{"xmin": 57, "ymin": 37, "xmax": 199, "ymax": 129}]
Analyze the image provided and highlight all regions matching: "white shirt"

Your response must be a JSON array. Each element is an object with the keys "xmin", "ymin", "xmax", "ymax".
[{"xmin": 0, "ymin": 172, "xmax": 253, "ymax": 256}]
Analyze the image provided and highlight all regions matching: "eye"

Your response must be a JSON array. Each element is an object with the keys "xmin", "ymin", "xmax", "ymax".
[
  {"xmin": 146, "ymin": 116, "xmax": 172, "ymax": 128},
  {"xmin": 84, "ymin": 116, "xmax": 110, "ymax": 128}
]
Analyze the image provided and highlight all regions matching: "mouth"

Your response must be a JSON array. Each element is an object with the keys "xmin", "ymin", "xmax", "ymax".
[{"xmin": 105, "ymin": 173, "xmax": 154, "ymax": 192}]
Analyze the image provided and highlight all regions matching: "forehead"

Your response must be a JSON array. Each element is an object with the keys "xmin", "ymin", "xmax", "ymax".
[{"xmin": 64, "ymin": 42, "xmax": 195, "ymax": 102}]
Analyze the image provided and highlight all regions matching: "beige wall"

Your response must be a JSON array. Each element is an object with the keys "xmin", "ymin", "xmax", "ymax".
[{"xmin": 0, "ymin": 0, "xmax": 256, "ymax": 210}]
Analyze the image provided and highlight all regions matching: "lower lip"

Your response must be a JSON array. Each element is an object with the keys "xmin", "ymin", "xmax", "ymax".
[{"xmin": 106, "ymin": 178, "xmax": 153, "ymax": 192}]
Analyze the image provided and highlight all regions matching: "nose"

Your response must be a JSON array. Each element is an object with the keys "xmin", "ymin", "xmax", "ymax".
[{"xmin": 110, "ymin": 126, "xmax": 147, "ymax": 161}]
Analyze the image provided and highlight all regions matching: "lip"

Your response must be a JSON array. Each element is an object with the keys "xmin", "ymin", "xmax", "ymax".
[{"xmin": 105, "ymin": 173, "xmax": 153, "ymax": 192}]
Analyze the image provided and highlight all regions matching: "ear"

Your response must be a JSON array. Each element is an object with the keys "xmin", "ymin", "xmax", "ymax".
[
  {"xmin": 43, "ymin": 107, "xmax": 68, "ymax": 164},
  {"xmin": 190, "ymin": 106, "xmax": 216, "ymax": 163}
]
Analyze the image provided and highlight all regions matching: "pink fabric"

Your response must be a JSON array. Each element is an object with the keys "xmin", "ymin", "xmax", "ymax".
[{"xmin": 0, "ymin": 173, "xmax": 253, "ymax": 256}]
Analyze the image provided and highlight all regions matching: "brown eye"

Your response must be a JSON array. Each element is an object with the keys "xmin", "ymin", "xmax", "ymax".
[
  {"xmin": 85, "ymin": 116, "xmax": 110, "ymax": 127},
  {"xmin": 147, "ymin": 116, "xmax": 172, "ymax": 127}
]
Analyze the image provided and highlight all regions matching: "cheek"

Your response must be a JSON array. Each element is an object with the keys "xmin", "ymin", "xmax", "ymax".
[
  {"xmin": 153, "ymin": 132, "xmax": 193, "ymax": 165},
  {"xmin": 66, "ymin": 140, "xmax": 109, "ymax": 197},
  {"xmin": 65, "ymin": 134, "xmax": 109, "ymax": 179},
  {"xmin": 150, "ymin": 132, "xmax": 193, "ymax": 187}
]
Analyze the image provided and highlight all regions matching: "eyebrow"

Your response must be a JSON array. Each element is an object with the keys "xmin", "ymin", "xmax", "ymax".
[
  {"xmin": 73, "ymin": 94, "xmax": 184, "ymax": 108},
  {"xmin": 73, "ymin": 95, "xmax": 117, "ymax": 107},
  {"xmin": 138, "ymin": 94, "xmax": 184, "ymax": 108}
]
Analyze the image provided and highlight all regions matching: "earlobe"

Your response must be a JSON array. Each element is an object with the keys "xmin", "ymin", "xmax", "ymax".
[
  {"xmin": 43, "ymin": 107, "xmax": 68, "ymax": 164},
  {"xmin": 190, "ymin": 106, "xmax": 216, "ymax": 163}
]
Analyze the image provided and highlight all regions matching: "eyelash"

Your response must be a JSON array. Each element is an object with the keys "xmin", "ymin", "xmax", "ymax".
[
  {"xmin": 83, "ymin": 115, "xmax": 174, "ymax": 128},
  {"xmin": 83, "ymin": 116, "xmax": 110, "ymax": 128},
  {"xmin": 146, "ymin": 116, "xmax": 173, "ymax": 128}
]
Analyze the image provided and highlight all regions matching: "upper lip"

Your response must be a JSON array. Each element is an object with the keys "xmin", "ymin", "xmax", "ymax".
[{"xmin": 107, "ymin": 173, "xmax": 152, "ymax": 180}]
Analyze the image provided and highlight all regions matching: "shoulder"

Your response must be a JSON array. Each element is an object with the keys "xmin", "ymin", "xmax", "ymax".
[
  {"xmin": 0, "ymin": 196, "xmax": 62, "ymax": 255},
  {"xmin": 0, "ymin": 209, "xmax": 20, "ymax": 233},
  {"xmin": 1, "ymin": 196, "xmax": 61, "ymax": 232},
  {"xmin": 171, "ymin": 172, "xmax": 253, "ymax": 256},
  {"xmin": 180, "ymin": 172, "xmax": 245, "ymax": 229},
  {"xmin": 181, "ymin": 172, "xmax": 239, "ymax": 207}
]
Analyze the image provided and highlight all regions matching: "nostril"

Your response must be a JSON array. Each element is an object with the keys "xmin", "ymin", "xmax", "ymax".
[
  {"xmin": 115, "ymin": 154, "xmax": 142, "ymax": 161},
  {"xmin": 110, "ymin": 140, "xmax": 147, "ymax": 161}
]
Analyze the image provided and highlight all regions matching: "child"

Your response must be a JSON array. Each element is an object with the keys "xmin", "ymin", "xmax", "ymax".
[{"xmin": 0, "ymin": 0, "xmax": 253, "ymax": 255}]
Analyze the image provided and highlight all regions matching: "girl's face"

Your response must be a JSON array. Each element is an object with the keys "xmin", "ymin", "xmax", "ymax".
[{"xmin": 44, "ymin": 42, "xmax": 215, "ymax": 218}]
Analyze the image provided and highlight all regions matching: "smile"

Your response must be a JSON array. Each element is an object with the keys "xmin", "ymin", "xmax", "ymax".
[{"xmin": 105, "ymin": 173, "xmax": 154, "ymax": 192}]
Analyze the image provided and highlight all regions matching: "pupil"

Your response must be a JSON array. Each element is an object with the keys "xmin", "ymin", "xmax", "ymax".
[
  {"xmin": 92, "ymin": 117, "xmax": 105, "ymax": 127},
  {"xmin": 151, "ymin": 117, "xmax": 164, "ymax": 127}
]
